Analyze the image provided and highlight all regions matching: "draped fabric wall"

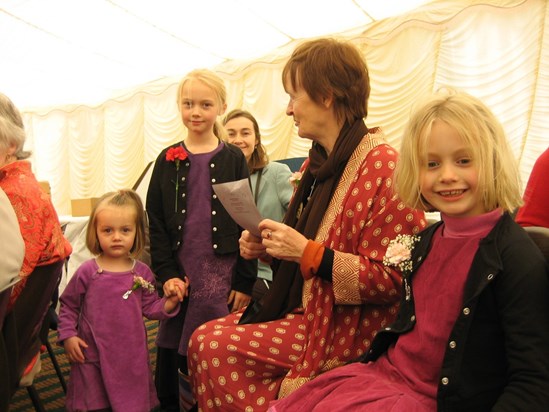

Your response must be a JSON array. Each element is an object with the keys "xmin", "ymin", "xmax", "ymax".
[{"xmin": 20, "ymin": 0, "xmax": 549, "ymax": 216}]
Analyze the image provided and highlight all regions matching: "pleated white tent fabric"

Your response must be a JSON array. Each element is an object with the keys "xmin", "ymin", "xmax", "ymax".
[
  {"xmin": 1, "ymin": 0, "xmax": 432, "ymax": 108},
  {"xmin": 2, "ymin": 0, "xmax": 547, "ymax": 215}
]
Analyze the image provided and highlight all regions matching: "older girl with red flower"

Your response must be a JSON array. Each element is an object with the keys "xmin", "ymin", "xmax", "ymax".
[{"xmin": 146, "ymin": 69, "xmax": 255, "ymax": 411}]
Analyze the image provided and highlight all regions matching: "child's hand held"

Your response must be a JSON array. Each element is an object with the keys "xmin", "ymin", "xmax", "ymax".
[
  {"xmin": 178, "ymin": 276, "xmax": 190, "ymax": 300},
  {"xmin": 164, "ymin": 276, "xmax": 190, "ymax": 302},
  {"xmin": 172, "ymin": 277, "xmax": 190, "ymax": 302}
]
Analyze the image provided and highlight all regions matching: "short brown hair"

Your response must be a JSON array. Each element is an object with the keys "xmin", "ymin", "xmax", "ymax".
[
  {"xmin": 86, "ymin": 189, "xmax": 147, "ymax": 257},
  {"xmin": 282, "ymin": 38, "xmax": 370, "ymax": 124}
]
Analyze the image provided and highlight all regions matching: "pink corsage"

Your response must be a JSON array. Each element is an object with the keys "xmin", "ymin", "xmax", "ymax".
[
  {"xmin": 383, "ymin": 234, "xmax": 419, "ymax": 272},
  {"xmin": 289, "ymin": 171, "xmax": 302, "ymax": 189},
  {"xmin": 123, "ymin": 275, "xmax": 156, "ymax": 299}
]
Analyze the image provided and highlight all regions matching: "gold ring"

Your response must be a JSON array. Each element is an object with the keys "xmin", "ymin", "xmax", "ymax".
[{"xmin": 267, "ymin": 231, "xmax": 272, "ymax": 240}]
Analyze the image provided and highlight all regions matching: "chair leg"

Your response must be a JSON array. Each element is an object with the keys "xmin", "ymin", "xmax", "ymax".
[
  {"xmin": 44, "ymin": 339, "xmax": 67, "ymax": 393},
  {"xmin": 26, "ymin": 384, "xmax": 47, "ymax": 412},
  {"xmin": 40, "ymin": 306, "xmax": 67, "ymax": 393}
]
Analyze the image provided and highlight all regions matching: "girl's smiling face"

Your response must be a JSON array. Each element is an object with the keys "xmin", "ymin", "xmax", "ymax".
[
  {"xmin": 420, "ymin": 120, "xmax": 487, "ymax": 217},
  {"xmin": 179, "ymin": 79, "xmax": 224, "ymax": 137}
]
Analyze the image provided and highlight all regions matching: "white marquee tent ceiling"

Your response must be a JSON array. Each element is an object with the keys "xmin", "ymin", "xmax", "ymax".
[
  {"xmin": 1, "ymin": 0, "xmax": 546, "ymax": 216},
  {"xmin": 1, "ymin": 0, "xmax": 431, "ymax": 110}
]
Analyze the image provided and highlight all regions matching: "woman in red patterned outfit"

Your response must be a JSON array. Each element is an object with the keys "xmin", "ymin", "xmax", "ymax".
[
  {"xmin": 187, "ymin": 39, "xmax": 426, "ymax": 411},
  {"xmin": 0, "ymin": 92, "xmax": 72, "ymax": 311}
]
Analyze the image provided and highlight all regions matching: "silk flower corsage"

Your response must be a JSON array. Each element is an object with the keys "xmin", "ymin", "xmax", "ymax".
[
  {"xmin": 383, "ymin": 234, "xmax": 419, "ymax": 272},
  {"xmin": 123, "ymin": 275, "xmax": 156, "ymax": 299},
  {"xmin": 289, "ymin": 171, "xmax": 302, "ymax": 189}
]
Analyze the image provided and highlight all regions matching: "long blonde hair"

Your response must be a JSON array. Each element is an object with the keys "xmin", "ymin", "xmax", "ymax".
[
  {"xmin": 396, "ymin": 89, "xmax": 522, "ymax": 213},
  {"xmin": 176, "ymin": 69, "xmax": 228, "ymax": 140}
]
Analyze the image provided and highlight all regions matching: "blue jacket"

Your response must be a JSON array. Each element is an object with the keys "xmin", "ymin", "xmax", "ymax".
[
  {"xmin": 251, "ymin": 161, "xmax": 293, "ymax": 281},
  {"xmin": 362, "ymin": 213, "xmax": 549, "ymax": 411}
]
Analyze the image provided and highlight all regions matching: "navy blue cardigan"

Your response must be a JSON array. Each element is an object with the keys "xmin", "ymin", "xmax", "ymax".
[{"xmin": 146, "ymin": 141, "xmax": 256, "ymax": 295}]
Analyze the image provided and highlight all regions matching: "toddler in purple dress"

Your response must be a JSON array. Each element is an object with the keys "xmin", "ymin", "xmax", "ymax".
[{"xmin": 58, "ymin": 190, "xmax": 188, "ymax": 412}]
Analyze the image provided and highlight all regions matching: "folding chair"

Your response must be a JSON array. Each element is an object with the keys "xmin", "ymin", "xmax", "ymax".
[{"xmin": 4, "ymin": 260, "xmax": 65, "ymax": 411}]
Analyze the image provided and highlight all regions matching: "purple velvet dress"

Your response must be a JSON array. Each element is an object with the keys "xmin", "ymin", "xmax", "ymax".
[
  {"xmin": 58, "ymin": 259, "xmax": 179, "ymax": 412},
  {"xmin": 155, "ymin": 143, "xmax": 237, "ymax": 356}
]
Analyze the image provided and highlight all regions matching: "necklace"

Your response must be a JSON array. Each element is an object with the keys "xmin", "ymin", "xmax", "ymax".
[
  {"xmin": 307, "ymin": 179, "xmax": 317, "ymax": 201},
  {"xmin": 297, "ymin": 178, "xmax": 317, "ymax": 219}
]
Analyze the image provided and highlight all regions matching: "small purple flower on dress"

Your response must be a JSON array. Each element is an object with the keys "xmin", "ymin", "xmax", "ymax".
[
  {"xmin": 123, "ymin": 275, "xmax": 156, "ymax": 299},
  {"xmin": 383, "ymin": 234, "xmax": 419, "ymax": 272}
]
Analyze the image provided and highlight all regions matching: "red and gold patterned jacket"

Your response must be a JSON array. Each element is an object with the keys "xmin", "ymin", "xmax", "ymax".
[
  {"xmin": 0, "ymin": 161, "xmax": 72, "ymax": 309},
  {"xmin": 280, "ymin": 129, "xmax": 426, "ymax": 396}
]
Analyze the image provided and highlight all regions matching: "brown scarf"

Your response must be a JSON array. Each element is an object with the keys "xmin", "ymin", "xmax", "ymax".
[{"xmin": 239, "ymin": 119, "xmax": 368, "ymax": 324}]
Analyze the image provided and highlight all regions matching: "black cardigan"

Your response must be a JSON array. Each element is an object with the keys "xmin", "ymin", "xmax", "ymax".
[
  {"xmin": 146, "ymin": 141, "xmax": 256, "ymax": 295},
  {"xmin": 361, "ymin": 213, "xmax": 549, "ymax": 411}
]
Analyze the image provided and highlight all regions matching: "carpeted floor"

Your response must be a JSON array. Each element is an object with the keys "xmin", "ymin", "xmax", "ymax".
[{"xmin": 9, "ymin": 319, "xmax": 159, "ymax": 412}]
